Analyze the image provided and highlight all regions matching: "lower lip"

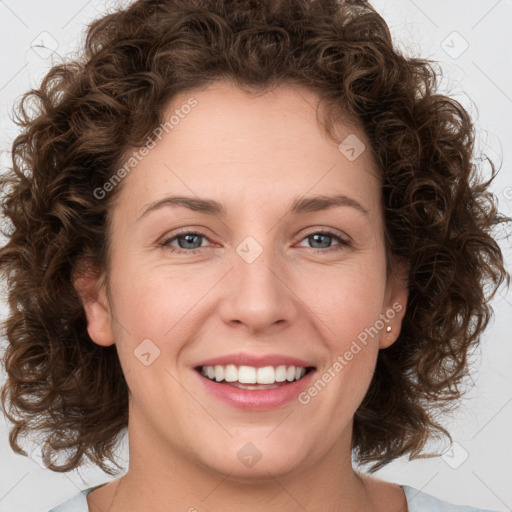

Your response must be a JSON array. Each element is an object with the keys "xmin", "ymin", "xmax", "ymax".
[{"xmin": 196, "ymin": 370, "xmax": 316, "ymax": 410}]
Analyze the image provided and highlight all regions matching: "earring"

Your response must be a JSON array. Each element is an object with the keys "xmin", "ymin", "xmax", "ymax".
[{"xmin": 386, "ymin": 326, "xmax": 392, "ymax": 333}]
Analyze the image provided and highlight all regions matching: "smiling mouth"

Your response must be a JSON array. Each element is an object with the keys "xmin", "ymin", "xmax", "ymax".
[{"xmin": 196, "ymin": 364, "xmax": 315, "ymax": 390}]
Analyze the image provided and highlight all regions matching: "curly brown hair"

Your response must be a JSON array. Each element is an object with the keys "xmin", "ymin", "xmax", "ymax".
[{"xmin": 0, "ymin": 0, "xmax": 509, "ymax": 474}]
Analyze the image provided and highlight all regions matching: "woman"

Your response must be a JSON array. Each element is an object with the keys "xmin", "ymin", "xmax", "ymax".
[{"xmin": 0, "ymin": 0, "xmax": 508, "ymax": 511}]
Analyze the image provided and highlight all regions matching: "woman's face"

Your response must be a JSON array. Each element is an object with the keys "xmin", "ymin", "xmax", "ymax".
[{"xmin": 82, "ymin": 80, "xmax": 407, "ymax": 479}]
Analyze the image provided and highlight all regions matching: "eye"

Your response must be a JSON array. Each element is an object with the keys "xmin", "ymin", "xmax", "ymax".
[
  {"xmin": 296, "ymin": 229, "xmax": 351, "ymax": 252},
  {"xmin": 160, "ymin": 228, "xmax": 351, "ymax": 255},
  {"xmin": 160, "ymin": 230, "xmax": 211, "ymax": 254}
]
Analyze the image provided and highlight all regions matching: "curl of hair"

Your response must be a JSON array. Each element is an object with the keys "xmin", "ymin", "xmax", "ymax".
[{"xmin": 0, "ymin": 0, "xmax": 509, "ymax": 473}]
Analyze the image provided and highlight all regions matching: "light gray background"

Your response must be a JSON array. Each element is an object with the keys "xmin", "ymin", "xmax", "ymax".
[{"xmin": 0, "ymin": 1, "xmax": 511, "ymax": 511}]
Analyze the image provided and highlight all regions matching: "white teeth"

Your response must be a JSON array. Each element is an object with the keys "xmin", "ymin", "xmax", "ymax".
[
  {"xmin": 257, "ymin": 366, "xmax": 275, "ymax": 384},
  {"xmin": 214, "ymin": 365, "xmax": 224, "ymax": 382},
  {"xmin": 199, "ymin": 364, "xmax": 309, "ymax": 385},
  {"xmin": 275, "ymin": 365, "xmax": 287, "ymax": 382},
  {"xmin": 238, "ymin": 365, "xmax": 257, "ymax": 384},
  {"xmin": 224, "ymin": 364, "xmax": 238, "ymax": 382}
]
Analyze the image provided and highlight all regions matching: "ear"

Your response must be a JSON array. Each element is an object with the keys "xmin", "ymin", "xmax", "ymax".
[
  {"xmin": 379, "ymin": 258, "xmax": 409, "ymax": 349},
  {"xmin": 74, "ymin": 271, "xmax": 115, "ymax": 347}
]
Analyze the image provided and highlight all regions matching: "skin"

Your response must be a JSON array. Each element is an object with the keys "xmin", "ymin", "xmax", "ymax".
[{"xmin": 78, "ymin": 80, "xmax": 409, "ymax": 512}]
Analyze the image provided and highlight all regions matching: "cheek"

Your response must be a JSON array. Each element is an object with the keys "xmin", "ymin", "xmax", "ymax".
[
  {"xmin": 105, "ymin": 276, "xmax": 176, "ymax": 377},
  {"xmin": 292, "ymin": 259, "xmax": 386, "ymax": 406},
  {"xmin": 296, "ymin": 260, "xmax": 388, "ymax": 346},
  {"xmin": 109, "ymin": 263, "xmax": 202, "ymax": 335},
  {"xmin": 106, "ymin": 262, "xmax": 223, "ymax": 379}
]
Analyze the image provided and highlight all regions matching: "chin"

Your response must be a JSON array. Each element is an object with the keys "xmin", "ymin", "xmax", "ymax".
[{"xmin": 192, "ymin": 432, "xmax": 314, "ymax": 481}]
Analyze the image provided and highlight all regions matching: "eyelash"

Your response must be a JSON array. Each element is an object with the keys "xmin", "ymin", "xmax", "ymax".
[{"xmin": 159, "ymin": 228, "xmax": 351, "ymax": 255}]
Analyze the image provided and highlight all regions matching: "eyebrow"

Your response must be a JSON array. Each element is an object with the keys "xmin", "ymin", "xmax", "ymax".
[{"xmin": 137, "ymin": 193, "xmax": 370, "ymax": 222}]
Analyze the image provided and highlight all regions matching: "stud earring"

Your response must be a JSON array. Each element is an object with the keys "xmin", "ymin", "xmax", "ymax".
[{"xmin": 386, "ymin": 326, "xmax": 392, "ymax": 333}]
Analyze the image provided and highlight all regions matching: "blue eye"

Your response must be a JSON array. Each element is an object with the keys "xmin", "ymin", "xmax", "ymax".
[
  {"xmin": 298, "ymin": 230, "xmax": 350, "ymax": 251},
  {"xmin": 160, "ymin": 229, "xmax": 350, "ymax": 254},
  {"xmin": 161, "ymin": 231, "xmax": 207, "ymax": 252}
]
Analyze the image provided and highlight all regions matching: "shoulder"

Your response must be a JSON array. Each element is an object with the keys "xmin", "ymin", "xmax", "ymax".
[
  {"xmin": 402, "ymin": 485, "xmax": 500, "ymax": 512},
  {"xmin": 46, "ymin": 485, "xmax": 102, "ymax": 512}
]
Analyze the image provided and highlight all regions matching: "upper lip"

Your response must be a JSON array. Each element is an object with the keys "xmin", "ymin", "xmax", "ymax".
[{"xmin": 195, "ymin": 353, "xmax": 315, "ymax": 369}]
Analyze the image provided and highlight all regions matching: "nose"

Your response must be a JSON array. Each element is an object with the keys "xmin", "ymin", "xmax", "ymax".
[{"xmin": 217, "ymin": 238, "xmax": 299, "ymax": 335}]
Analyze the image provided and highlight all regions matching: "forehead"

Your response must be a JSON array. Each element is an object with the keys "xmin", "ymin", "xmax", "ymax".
[
  {"xmin": 111, "ymin": 80, "xmax": 380, "ymax": 221},
  {"xmin": 167, "ymin": 80, "xmax": 365, "ymax": 156}
]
